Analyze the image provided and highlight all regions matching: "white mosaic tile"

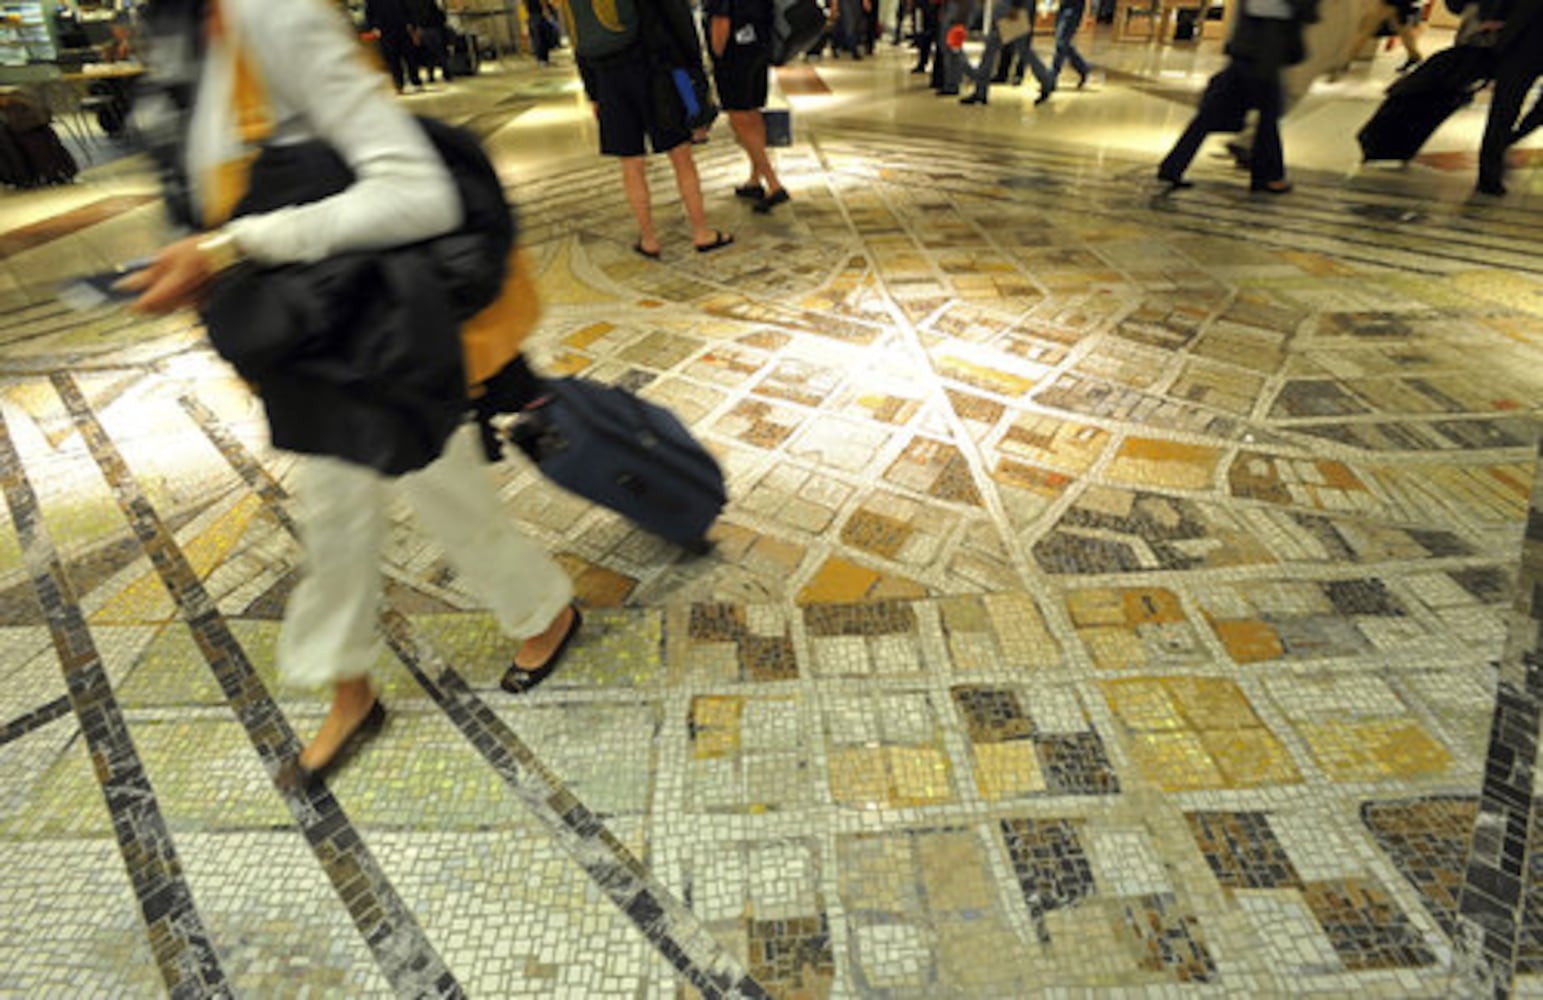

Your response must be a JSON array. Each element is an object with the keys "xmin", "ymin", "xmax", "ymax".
[{"xmin": 1086, "ymin": 829, "xmax": 1172, "ymax": 897}]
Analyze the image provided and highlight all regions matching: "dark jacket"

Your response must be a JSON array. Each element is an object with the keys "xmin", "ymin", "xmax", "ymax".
[
  {"xmin": 405, "ymin": 0, "xmax": 448, "ymax": 28},
  {"xmin": 365, "ymin": 0, "xmax": 413, "ymax": 33},
  {"xmin": 201, "ymin": 118, "xmax": 514, "ymax": 476},
  {"xmin": 1479, "ymin": 0, "xmax": 1543, "ymax": 51},
  {"xmin": 1227, "ymin": 0, "xmax": 1320, "ymax": 76}
]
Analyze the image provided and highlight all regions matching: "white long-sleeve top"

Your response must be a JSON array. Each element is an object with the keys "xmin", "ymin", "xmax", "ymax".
[{"xmin": 186, "ymin": 0, "xmax": 462, "ymax": 264}]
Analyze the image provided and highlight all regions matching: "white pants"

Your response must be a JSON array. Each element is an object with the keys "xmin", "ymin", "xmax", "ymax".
[{"xmin": 277, "ymin": 425, "xmax": 574, "ymax": 688}]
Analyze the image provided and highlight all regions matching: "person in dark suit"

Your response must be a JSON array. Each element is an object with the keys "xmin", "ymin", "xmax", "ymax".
[
  {"xmin": 365, "ymin": 0, "xmax": 423, "ymax": 92},
  {"xmin": 406, "ymin": 0, "xmax": 452, "ymax": 81},
  {"xmin": 1476, "ymin": 0, "xmax": 1543, "ymax": 195},
  {"xmin": 1157, "ymin": 0, "xmax": 1320, "ymax": 193}
]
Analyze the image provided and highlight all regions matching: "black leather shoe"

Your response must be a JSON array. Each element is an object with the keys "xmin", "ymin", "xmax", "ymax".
[
  {"xmin": 501, "ymin": 603, "xmax": 584, "ymax": 695},
  {"xmin": 960, "ymin": 92, "xmax": 987, "ymax": 105},
  {"xmin": 1156, "ymin": 172, "xmax": 1193, "ymax": 189},
  {"xmin": 276, "ymin": 700, "xmax": 387, "ymax": 792},
  {"xmin": 1476, "ymin": 178, "xmax": 1507, "ymax": 196}
]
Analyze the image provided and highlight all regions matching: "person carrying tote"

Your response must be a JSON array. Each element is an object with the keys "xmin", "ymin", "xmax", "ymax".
[{"xmin": 125, "ymin": 0, "xmax": 582, "ymax": 790}]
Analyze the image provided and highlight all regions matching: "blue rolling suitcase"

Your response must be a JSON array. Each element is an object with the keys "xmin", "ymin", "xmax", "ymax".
[{"xmin": 509, "ymin": 378, "xmax": 727, "ymax": 552}]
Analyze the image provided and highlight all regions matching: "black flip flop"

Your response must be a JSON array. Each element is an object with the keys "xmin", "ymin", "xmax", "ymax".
[
  {"xmin": 694, "ymin": 231, "xmax": 735, "ymax": 254},
  {"xmin": 501, "ymin": 603, "xmax": 584, "ymax": 695},
  {"xmin": 633, "ymin": 241, "xmax": 661, "ymax": 260}
]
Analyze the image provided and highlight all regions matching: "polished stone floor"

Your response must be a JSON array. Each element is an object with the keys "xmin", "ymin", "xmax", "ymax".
[{"xmin": 1, "ymin": 26, "xmax": 1541, "ymax": 999}]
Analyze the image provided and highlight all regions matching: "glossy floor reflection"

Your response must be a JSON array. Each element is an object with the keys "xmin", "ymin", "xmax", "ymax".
[{"xmin": 1, "ymin": 31, "xmax": 1540, "ymax": 998}]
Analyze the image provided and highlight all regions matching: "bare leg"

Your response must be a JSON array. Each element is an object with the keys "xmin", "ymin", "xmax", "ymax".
[
  {"xmin": 664, "ymin": 142, "xmax": 715, "ymax": 245},
  {"xmin": 297, "ymin": 675, "xmax": 375, "ymax": 771},
  {"xmin": 620, "ymin": 156, "xmax": 659, "ymax": 254},
  {"xmin": 728, "ymin": 110, "xmax": 783, "ymax": 195},
  {"xmin": 512, "ymin": 604, "xmax": 579, "ymax": 670},
  {"xmin": 1395, "ymin": 21, "xmax": 1421, "ymax": 61}
]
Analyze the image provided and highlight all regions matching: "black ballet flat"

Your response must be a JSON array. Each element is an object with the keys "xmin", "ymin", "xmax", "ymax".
[
  {"xmin": 500, "ymin": 603, "xmax": 583, "ymax": 695},
  {"xmin": 734, "ymin": 182, "xmax": 766, "ymax": 200},
  {"xmin": 276, "ymin": 700, "xmax": 387, "ymax": 792}
]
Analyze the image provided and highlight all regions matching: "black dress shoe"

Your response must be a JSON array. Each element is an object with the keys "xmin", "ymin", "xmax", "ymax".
[
  {"xmin": 960, "ymin": 92, "xmax": 987, "ymax": 105},
  {"xmin": 501, "ymin": 603, "xmax": 584, "ymax": 694},
  {"xmin": 1476, "ymin": 178, "xmax": 1507, "ymax": 196},
  {"xmin": 1077, "ymin": 69, "xmax": 1088, "ymax": 89},
  {"xmin": 1156, "ymin": 172, "xmax": 1194, "ymax": 189},
  {"xmin": 1034, "ymin": 90, "xmax": 1052, "ymax": 105},
  {"xmin": 276, "ymin": 700, "xmax": 387, "ymax": 792},
  {"xmin": 1250, "ymin": 180, "xmax": 1293, "ymax": 194}
]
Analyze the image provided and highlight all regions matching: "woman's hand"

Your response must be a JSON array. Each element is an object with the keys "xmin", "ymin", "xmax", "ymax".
[{"xmin": 119, "ymin": 235, "xmax": 216, "ymax": 315}]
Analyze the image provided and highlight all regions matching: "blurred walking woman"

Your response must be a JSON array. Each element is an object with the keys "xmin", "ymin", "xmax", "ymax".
[{"xmin": 127, "ymin": 0, "xmax": 581, "ymax": 788}]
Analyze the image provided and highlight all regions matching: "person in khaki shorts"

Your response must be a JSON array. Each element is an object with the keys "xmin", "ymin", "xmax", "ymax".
[{"xmin": 707, "ymin": 0, "xmax": 790, "ymax": 212}]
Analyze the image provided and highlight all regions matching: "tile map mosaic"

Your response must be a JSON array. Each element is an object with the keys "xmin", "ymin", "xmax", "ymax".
[{"xmin": 1, "ymin": 50, "xmax": 1541, "ymax": 999}]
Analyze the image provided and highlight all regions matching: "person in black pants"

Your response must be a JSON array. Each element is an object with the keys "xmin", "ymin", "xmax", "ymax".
[
  {"xmin": 832, "ymin": 0, "xmax": 869, "ymax": 57},
  {"xmin": 1157, "ymin": 0, "xmax": 1318, "ymax": 193},
  {"xmin": 913, "ymin": 0, "xmax": 941, "ymax": 74},
  {"xmin": 707, "ymin": 0, "xmax": 790, "ymax": 211},
  {"xmin": 407, "ymin": 0, "xmax": 452, "ymax": 81},
  {"xmin": 366, "ymin": 0, "xmax": 422, "ymax": 92},
  {"xmin": 1476, "ymin": 0, "xmax": 1543, "ymax": 195}
]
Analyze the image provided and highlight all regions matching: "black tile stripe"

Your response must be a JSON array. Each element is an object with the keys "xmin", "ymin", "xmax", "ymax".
[
  {"xmin": 53, "ymin": 375, "xmax": 463, "ymax": 999},
  {"xmin": 1457, "ymin": 433, "xmax": 1543, "ymax": 1000},
  {"xmin": 177, "ymin": 393, "xmax": 772, "ymax": 1000},
  {"xmin": 0, "ymin": 408, "xmax": 230, "ymax": 998},
  {"xmin": 0, "ymin": 695, "xmax": 72, "ymax": 746}
]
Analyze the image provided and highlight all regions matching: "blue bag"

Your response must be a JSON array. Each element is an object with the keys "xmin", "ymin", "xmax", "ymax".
[{"xmin": 509, "ymin": 378, "xmax": 727, "ymax": 552}]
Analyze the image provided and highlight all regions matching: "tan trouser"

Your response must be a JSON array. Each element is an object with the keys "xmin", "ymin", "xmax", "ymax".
[{"xmin": 277, "ymin": 425, "xmax": 573, "ymax": 688}]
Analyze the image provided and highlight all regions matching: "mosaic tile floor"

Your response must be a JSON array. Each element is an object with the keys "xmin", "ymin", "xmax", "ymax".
[{"xmin": 1, "ymin": 40, "xmax": 1541, "ymax": 998}]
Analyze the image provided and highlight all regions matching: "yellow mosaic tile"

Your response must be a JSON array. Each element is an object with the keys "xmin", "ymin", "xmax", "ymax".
[
  {"xmin": 1298, "ymin": 720, "xmax": 1454, "ymax": 782},
  {"xmin": 797, "ymin": 556, "xmax": 924, "ymax": 605},
  {"xmin": 1165, "ymin": 677, "xmax": 1263, "ymax": 730},
  {"xmin": 972, "ymin": 740, "xmax": 1047, "ymax": 800},
  {"xmin": 691, "ymin": 696, "xmax": 744, "ymax": 760},
  {"xmin": 841, "ymin": 509, "xmax": 914, "ymax": 561},
  {"xmin": 1128, "ymin": 731, "xmax": 1227, "ymax": 791},
  {"xmin": 561, "ymin": 321, "xmax": 615, "ymax": 350},
  {"xmin": 1123, "ymin": 589, "xmax": 1186, "ymax": 625},
  {"xmin": 91, "ymin": 495, "xmax": 261, "ymax": 625},
  {"xmin": 535, "ymin": 237, "xmax": 624, "ymax": 305},
  {"xmin": 886, "ymin": 746, "xmax": 955, "ymax": 806},
  {"xmin": 1200, "ymin": 729, "xmax": 1302, "ymax": 788},
  {"xmin": 1211, "ymin": 618, "xmax": 1285, "ymax": 664},
  {"xmin": 1101, "ymin": 679, "xmax": 1185, "ymax": 731},
  {"xmin": 1081, "ymin": 626, "xmax": 1147, "ymax": 671},
  {"xmin": 938, "ymin": 595, "xmax": 991, "ymax": 633},
  {"xmin": 552, "ymin": 554, "xmax": 637, "ymax": 608},
  {"xmin": 991, "ymin": 459, "xmax": 1073, "ymax": 498},
  {"xmin": 1067, "ymin": 590, "xmax": 1127, "ymax": 628},
  {"xmin": 983, "ymin": 592, "xmax": 1060, "ymax": 665},
  {"xmin": 827, "ymin": 747, "xmax": 890, "ymax": 808},
  {"xmin": 934, "ymin": 354, "xmax": 1037, "ymax": 397},
  {"xmin": 918, "ymin": 831, "xmax": 995, "ymax": 911}
]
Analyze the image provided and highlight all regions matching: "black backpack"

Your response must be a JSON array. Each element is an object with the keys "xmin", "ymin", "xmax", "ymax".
[{"xmin": 225, "ymin": 116, "xmax": 515, "ymax": 321}]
